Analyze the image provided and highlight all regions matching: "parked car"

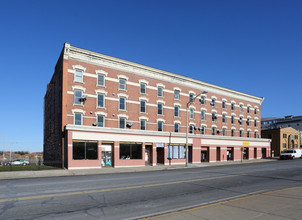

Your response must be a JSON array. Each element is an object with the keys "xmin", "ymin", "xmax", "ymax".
[
  {"xmin": 5, "ymin": 159, "xmax": 30, "ymax": 166},
  {"xmin": 280, "ymin": 149, "xmax": 302, "ymax": 160}
]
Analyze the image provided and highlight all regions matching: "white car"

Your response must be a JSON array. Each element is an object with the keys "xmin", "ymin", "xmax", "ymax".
[{"xmin": 6, "ymin": 159, "xmax": 30, "ymax": 166}]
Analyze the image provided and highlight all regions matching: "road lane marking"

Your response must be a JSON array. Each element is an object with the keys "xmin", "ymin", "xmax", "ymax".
[{"xmin": 0, "ymin": 174, "xmax": 243, "ymax": 203}]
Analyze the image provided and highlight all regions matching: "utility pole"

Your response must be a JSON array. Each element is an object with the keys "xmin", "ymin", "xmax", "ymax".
[{"xmin": 2, "ymin": 136, "xmax": 5, "ymax": 162}]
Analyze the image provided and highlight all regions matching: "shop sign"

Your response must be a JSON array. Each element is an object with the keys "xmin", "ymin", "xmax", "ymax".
[{"xmin": 243, "ymin": 142, "xmax": 250, "ymax": 146}]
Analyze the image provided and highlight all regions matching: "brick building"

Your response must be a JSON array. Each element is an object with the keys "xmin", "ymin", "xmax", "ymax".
[
  {"xmin": 44, "ymin": 43, "xmax": 271, "ymax": 169},
  {"xmin": 262, "ymin": 127, "xmax": 300, "ymax": 157}
]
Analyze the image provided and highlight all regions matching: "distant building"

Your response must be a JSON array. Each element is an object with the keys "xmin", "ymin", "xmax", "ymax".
[
  {"xmin": 44, "ymin": 43, "xmax": 271, "ymax": 169},
  {"xmin": 261, "ymin": 127, "xmax": 301, "ymax": 157},
  {"xmin": 262, "ymin": 115, "xmax": 302, "ymax": 147}
]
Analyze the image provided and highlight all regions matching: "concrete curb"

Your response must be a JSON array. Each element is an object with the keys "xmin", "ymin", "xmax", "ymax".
[{"xmin": 0, "ymin": 158, "xmax": 277, "ymax": 180}]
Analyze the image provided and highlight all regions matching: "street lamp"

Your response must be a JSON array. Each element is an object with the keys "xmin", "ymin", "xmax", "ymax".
[{"xmin": 186, "ymin": 91, "xmax": 207, "ymax": 167}]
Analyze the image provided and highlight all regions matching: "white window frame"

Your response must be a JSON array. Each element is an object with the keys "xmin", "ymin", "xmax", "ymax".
[
  {"xmin": 97, "ymin": 93, "xmax": 105, "ymax": 108},
  {"xmin": 140, "ymin": 100, "xmax": 147, "ymax": 113},
  {"xmin": 119, "ymin": 97, "xmax": 126, "ymax": 110},
  {"xmin": 74, "ymin": 113, "xmax": 82, "ymax": 125}
]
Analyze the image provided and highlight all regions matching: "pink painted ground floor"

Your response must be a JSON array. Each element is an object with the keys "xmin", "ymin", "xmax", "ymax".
[{"xmin": 64, "ymin": 125, "xmax": 271, "ymax": 169}]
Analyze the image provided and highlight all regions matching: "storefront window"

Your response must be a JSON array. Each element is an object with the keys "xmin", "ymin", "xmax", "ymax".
[
  {"xmin": 73, "ymin": 141, "xmax": 98, "ymax": 160},
  {"xmin": 167, "ymin": 145, "xmax": 186, "ymax": 159},
  {"xmin": 120, "ymin": 143, "xmax": 142, "ymax": 159}
]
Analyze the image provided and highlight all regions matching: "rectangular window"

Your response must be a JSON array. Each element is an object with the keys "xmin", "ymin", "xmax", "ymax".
[
  {"xmin": 73, "ymin": 141, "xmax": 98, "ymax": 160},
  {"xmin": 140, "ymin": 83, "xmax": 146, "ymax": 94},
  {"xmin": 222, "ymin": 101, "xmax": 226, "ymax": 109},
  {"xmin": 231, "ymin": 115, "xmax": 234, "ymax": 124},
  {"xmin": 247, "ymin": 131, "xmax": 250, "ymax": 138},
  {"xmin": 240, "ymin": 130, "xmax": 243, "ymax": 137},
  {"xmin": 119, "ymin": 97, "xmax": 126, "ymax": 110},
  {"xmin": 190, "ymin": 108, "xmax": 194, "ymax": 119},
  {"xmin": 140, "ymin": 120, "xmax": 146, "ymax": 130},
  {"xmin": 231, "ymin": 129, "xmax": 235, "ymax": 137},
  {"xmin": 283, "ymin": 143, "xmax": 286, "ymax": 148},
  {"xmin": 222, "ymin": 128, "xmax": 226, "ymax": 136},
  {"xmin": 75, "ymin": 69, "xmax": 83, "ymax": 82},
  {"xmin": 231, "ymin": 103, "xmax": 235, "ymax": 110},
  {"xmin": 254, "ymin": 132, "xmax": 258, "ymax": 138},
  {"xmin": 201, "ymin": 126, "xmax": 206, "ymax": 135},
  {"xmin": 212, "ymin": 113, "xmax": 216, "ymax": 122},
  {"xmin": 97, "ymin": 115, "xmax": 104, "ymax": 127},
  {"xmin": 97, "ymin": 94, "xmax": 104, "ymax": 108},
  {"xmin": 240, "ymin": 105, "xmax": 243, "ymax": 112},
  {"xmin": 294, "ymin": 135, "xmax": 298, "ymax": 139},
  {"xmin": 74, "ymin": 90, "xmax": 82, "ymax": 105},
  {"xmin": 119, "ymin": 78, "xmax": 126, "ymax": 90},
  {"xmin": 97, "ymin": 74, "xmax": 105, "ymax": 86},
  {"xmin": 189, "ymin": 93, "xmax": 194, "ymax": 102},
  {"xmin": 200, "ymin": 96, "xmax": 205, "ymax": 105},
  {"xmin": 140, "ymin": 101, "xmax": 146, "ymax": 113},
  {"xmin": 174, "ymin": 90, "xmax": 180, "ymax": 100},
  {"xmin": 211, "ymin": 99, "xmax": 215, "ymax": 107},
  {"xmin": 158, "ymin": 121, "xmax": 163, "ymax": 131},
  {"xmin": 239, "ymin": 117, "xmax": 243, "ymax": 125},
  {"xmin": 119, "ymin": 118, "xmax": 126, "ymax": 129},
  {"xmin": 212, "ymin": 127, "xmax": 216, "ymax": 135},
  {"xmin": 157, "ymin": 87, "xmax": 163, "ymax": 97},
  {"xmin": 75, "ymin": 113, "xmax": 82, "ymax": 125},
  {"xmin": 120, "ymin": 143, "xmax": 142, "ymax": 159},
  {"xmin": 158, "ymin": 103, "xmax": 163, "ymax": 115},
  {"xmin": 222, "ymin": 114, "xmax": 226, "ymax": 123},
  {"xmin": 254, "ymin": 119, "xmax": 257, "ymax": 127},
  {"xmin": 247, "ymin": 118, "xmax": 250, "ymax": 126},
  {"xmin": 174, "ymin": 123, "xmax": 179, "ymax": 132},
  {"xmin": 283, "ymin": 134, "xmax": 287, "ymax": 138},
  {"xmin": 254, "ymin": 108, "xmax": 257, "ymax": 114},
  {"xmin": 174, "ymin": 106, "xmax": 179, "ymax": 117},
  {"xmin": 247, "ymin": 106, "xmax": 250, "ymax": 113},
  {"xmin": 167, "ymin": 145, "xmax": 186, "ymax": 159},
  {"xmin": 201, "ymin": 111, "xmax": 205, "ymax": 120},
  {"xmin": 189, "ymin": 125, "xmax": 194, "ymax": 134}
]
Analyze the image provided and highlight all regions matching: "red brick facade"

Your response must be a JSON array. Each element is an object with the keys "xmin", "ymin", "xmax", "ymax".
[{"xmin": 44, "ymin": 43, "xmax": 270, "ymax": 169}]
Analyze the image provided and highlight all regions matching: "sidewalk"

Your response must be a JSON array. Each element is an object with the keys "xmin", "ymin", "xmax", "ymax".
[
  {"xmin": 0, "ymin": 158, "xmax": 276, "ymax": 180},
  {"xmin": 145, "ymin": 186, "xmax": 302, "ymax": 220}
]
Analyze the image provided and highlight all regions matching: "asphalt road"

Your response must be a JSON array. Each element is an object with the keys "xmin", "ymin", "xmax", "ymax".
[{"xmin": 1, "ymin": 159, "xmax": 302, "ymax": 220}]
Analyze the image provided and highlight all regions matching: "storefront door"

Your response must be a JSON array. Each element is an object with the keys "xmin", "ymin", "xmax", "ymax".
[{"xmin": 101, "ymin": 145, "xmax": 112, "ymax": 167}]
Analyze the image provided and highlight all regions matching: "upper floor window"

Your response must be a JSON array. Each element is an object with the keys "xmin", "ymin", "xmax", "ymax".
[
  {"xmin": 240, "ymin": 105, "xmax": 243, "ymax": 112},
  {"xmin": 140, "ymin": 120, "xmax": 146, "ymax": 130},
  {"xmin": 239, "ymin": 116, "xmax": 243, "ymax": 125},
  {"xmin": 119, "ymin": 118, "xmax": 126, "ymax": 129},
  {"xmin": 201, "ymin": 111, "xmax": 206, "ymax": 120},
  {"xmin": 212, "ymin": 127, "xmax": 216, "ymax": 135},
  {"xmin": 97, "ymin": 94, "xmax": 104, "ymax": 108},
  {"xmin": 239, "ymin": 130, "xmax": 243, "ymax": 137},
  {"xmin": 254, "ymin": 119, "xmax": 257, "ymax": 127},
  {"xmin": 158, "ymin": 103, "xmax": 163, "ymax": 115},
  {"xmin": 212, "ymin": 113, "xmax": 217, "ymax": 122},
  {"xmin": 189, "ymin": 108, "xmax": 194, "ymax": 119},
  {"xmin": 158, "ymin": 87, "xmax": 163, "ymax": 97},
  {"xmin": 231, "ymin": 103, "xmax": 235, "ymax": 111},
  {"xmin": 158, "ymin": 121, "xmax": 163, "ymax": 131},
  {"xmin": 75, "ymin": 69, "xmax": 83, "ymax": 83},
  {"xmin": 211, "ymin": 99, "xmax": 216, "ymax": 107},
  {"xmin": 174, "ymin": 90, "xmax": 180, "ymax": 100},
  {"xmin": 283, "ymin": 133, "xmax": 287, "ymax": 138},
  {"xmin": 174, "ymin": 123, "xmax": 179, "ymax": 132},
  {"xmin": 201, "ymin": 126, "xmax": 206, "ymax": 135},
  {"xmin": 97, "ymin": 115, "xmax": 104, "ymax": 127},
  {"xmin": 247, "ymin": 106, "xmax": 250, "ymax": 113},
  {"xmin": 247, "ymin": 130, "xmax": 250, "ymax": 138},
  {"xmin": 231, "ymin": 129, "xmax": 235, "ymax": 137},
  {"xmin": 254, "ymin": 108, "xmax": 258, "ymax": 114},
  {"xmin": 222, "ymin": 114, "xmax": 226, "ymax": 123},
  {"xmin": 189, "ymin": 125, "xmax": 194, "ymax": 134},
  {"xmin": 222, "ymin": 101, "xmax": 226, "ymax": 109},
  {"xmin": 74, "ymin": 90, "xmax": 82, "ymax": 105},
  {"xmin": 189, "ymin": 93, "xmax": 194, "ymax": 102},
  {"xmin": 200, "ymin": 96, "xmax": 205, "ymax": 105},
  {"xmin": 254, "ymin": 131, "xmax": 258, "ymax": 138},
  {"xmin": 97, "ymin": 74, "xmax": 105, "ymax": 86},
  {"xmin": 231, "ymin": 115, "xmax": 235, "ymax": 124},
  {"xmin": 119, "ymin": 97, "xmax": 126, "ymax": 110},
  {"xmin": 140, "ymin": 101, "xmax": 146, "ymax": 113},
  {"xmin": 140, "ymin": 83, "xmax": 146, "ymax": 94},
  {"xmin": 247, "ymin": 118, "xmax": 250, "ymax": 126},
  {"xmin": 74, "ymin": 113, "xmax": 82, "ymax": 125},
  {"xmin": 222, "ymin": 128, "xmax": 226, "ymax": 136},
  {"xmin": 119, "ymin": 78, "xmax": 126, "ymax": 90},
  {"xmin": 174, "ymin": 106, "xmax": 180, "ymax": 117}
]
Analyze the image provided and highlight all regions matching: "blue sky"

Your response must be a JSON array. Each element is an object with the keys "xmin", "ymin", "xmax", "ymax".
[{"xmin": 0, "ymin": 0, "xmax": 301, "ymax": 152}]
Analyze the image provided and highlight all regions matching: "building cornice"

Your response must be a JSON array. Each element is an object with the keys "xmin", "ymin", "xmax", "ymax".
[{"xmin": 64, "ymin": 43, "xmax": 264, "ymax": 104}]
